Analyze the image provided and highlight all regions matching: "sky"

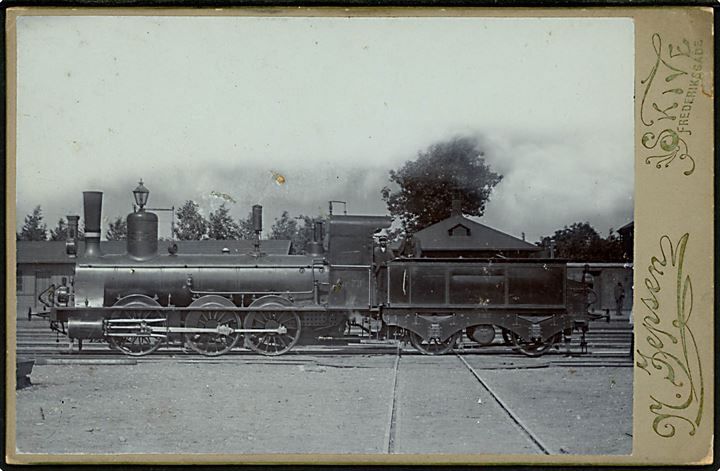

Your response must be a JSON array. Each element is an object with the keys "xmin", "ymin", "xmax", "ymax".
[{"xmin": 14, "ymin": 15, "xmax": 634, "ymax": 242}]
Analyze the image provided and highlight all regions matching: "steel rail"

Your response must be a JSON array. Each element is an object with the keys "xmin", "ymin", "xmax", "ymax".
[
  {"xmin": 383, "ymin": 344, "xmax": 401, "ymax": 454},
  {"xmin": 454, "ymin": 352, "xmax": 553, "ymax": 455}
]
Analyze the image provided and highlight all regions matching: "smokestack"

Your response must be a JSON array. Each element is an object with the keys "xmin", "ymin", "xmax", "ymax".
[
  {"xmin": 252, "ymin": 205, "xmax": 262, "ymax": 253},
  {"xmin": 451, "ymin": 198, "xmax": 462, "ymax": 217},
  {"xmin": 252, "ymin": 205, "xmax": 263, "ymax": 233},
  {"xmin": 83, "ymin": 191, "xmax": 103, "ymax": 257},
  {"xmin": 66, "ymin": 215, "xmax": 79, "ymax": 257}
]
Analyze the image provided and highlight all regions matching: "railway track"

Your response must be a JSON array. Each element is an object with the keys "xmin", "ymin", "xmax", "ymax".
[
  {"xmin": 15, "ymin": 318, "xmax": 633, "ymax": 455},
  {"xmin": 454, "ymin": 352, "xmax": 552, "ymax": 454},
  {"xmin": 384, "ymin": 344, "xmax": 401, "ymax": 453},
  {"xmin": 16, "ymin": 318, "xmax": 633, "ymax": 361},
  {"xmin": 381, "ymin": 347, "xmax": 566, "ymax": 454}
]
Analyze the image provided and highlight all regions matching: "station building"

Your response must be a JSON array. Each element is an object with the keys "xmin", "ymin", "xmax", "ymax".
[{"xmin": 410, "ymin": 203, "xmax": 542, "ymax": 258}]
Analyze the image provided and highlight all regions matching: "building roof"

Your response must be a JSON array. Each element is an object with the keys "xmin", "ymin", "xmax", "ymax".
[
  {"xmin": 617, "ymin": 221, "xmax": 634, "ymax": 235},
  {"xmin": 16, "ymin": 239, "xmax": 292, "ymax": 264},
  {"xmin": 413, "ymin": 215, "xmax": 541, "ymax": 252}
]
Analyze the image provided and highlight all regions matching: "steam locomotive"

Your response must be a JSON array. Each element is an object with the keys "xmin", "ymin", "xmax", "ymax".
[{"xmin": 47, "ymin": 183, "xmax": 595, "ymax": 357}]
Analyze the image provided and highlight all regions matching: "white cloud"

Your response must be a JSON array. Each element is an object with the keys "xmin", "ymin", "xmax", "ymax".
[{"xmin": 14, "ymin": 15, "xmax": 634, "ymax": 240}]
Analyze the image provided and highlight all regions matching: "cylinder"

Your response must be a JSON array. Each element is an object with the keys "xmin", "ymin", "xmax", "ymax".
[
  {"xmin": 83, "ymin": 191, "xmax": 103, "ymax": 257},
  {"xmin": 127, "ymin": 210, "xmax": 159, "ymax": 260},
  {"xmin": 68, "ymin": 318, "xmax": 105, "ymax": 340}
]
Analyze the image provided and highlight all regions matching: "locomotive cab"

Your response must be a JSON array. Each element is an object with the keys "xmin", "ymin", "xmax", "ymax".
[{"xmin": 326, "ymin": 214, "xmax": 392, "ymax": 310}]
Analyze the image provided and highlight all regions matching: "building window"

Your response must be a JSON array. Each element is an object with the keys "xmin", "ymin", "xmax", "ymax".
[
  {"xmin": 16, "ymin": 268, "xmax": 22, "ymax": 292},
  {"xmin": 449, "ymin": 224, "xmax": 471, "ymax": 237}
]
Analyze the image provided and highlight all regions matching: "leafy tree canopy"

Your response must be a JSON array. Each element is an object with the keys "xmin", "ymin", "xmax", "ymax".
[
  {"xmin": 270, "ymin": 211, "xmax": 326, "ymax": 254},
  {"xmin": 236, "ymin": 212, "xmax": 256, "ymax": 240},
  {"xmin": 174, "ymin": 200, "xmax": 208, "ymax": 240},
  {"xmin": 50, "ymin": 218, "xmax": 85, "ymax": 241},
  {"xmin": 537, "ymin": 222, "xmax": 626, "ymax": 262},
  {"xmin": 382, "ymin": 136, "xmax": 502, "ymax": 235},
  {"xmin": 208, "ymin": 203, "xmax": 245, "ymax": 240},
  {"xmin": 106, "ymin": 216, "xmax": 128, "ymax": 240},
  {"xmin": 17, "ymin": 206, "xmax": 48, "ymax": 241},
  {"xmin": 49, "ymin": 218, "xmax": 67, "ymax": 241}
]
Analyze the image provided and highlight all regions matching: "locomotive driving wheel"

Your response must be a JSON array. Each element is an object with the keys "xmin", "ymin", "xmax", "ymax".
[
  {"xmin": 107, "ymin": 295, "xmax": 165, "ymax": 357},
  {"xmin": 408, "ymin": 331, "xmax": 460, "ymax": 355},
  {"xmin": 509, "ymin": 332, "xmax": 561, "ymax": 357},
  {"xmin": 184, "ymin": 296, "xmax": 242, "ymax": 357},
  {"xmin": 244, "ymin": 297, "xmax": 301, "ymax": 356}
]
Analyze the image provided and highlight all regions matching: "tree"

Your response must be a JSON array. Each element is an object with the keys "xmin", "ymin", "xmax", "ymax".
[
  {"xmin": 49, "ymin": 218, "xmax": 68, "ymax": 241},
  {"xmin": 49, "ymin": 217, "xmax": 85, "ymax": 241},
  {"xmin": 174, "ymin": 200, "xmax": 208, "ymax": 240},
  {"xmin": 106, "ymin": 217, "xmax": 128, "ymax": 240},
  {"xmin": 295, "ymin": 215, "xmax": 326, "ymax": 254},
  {"xmin": 270, "ymin": 211, "xmax": 298, "ymax": 242},
  {"xmin": 270, "ymin": 212, "xmax": 326, "ymax": 254},
  {"xmin": 17, "ymin": 205, "xmax": 47, "ymax": 241},
  {"xmin": 208, "ymin": 203, "xmax": 243, "ymax": 240},
  {"xmin": 382, "ymin": 136, "xmax": 502, "ymax": 235},
  {"xmin": 603, "ymin": 229, "xmax": 627, "ymax": 262},
  {"xmin": 237, "ymin": 212, "xmax": 256, "ymax": 240},
  {"xmin": 537, "ymin": 222, "xmax": 626, "ymax": 262}
]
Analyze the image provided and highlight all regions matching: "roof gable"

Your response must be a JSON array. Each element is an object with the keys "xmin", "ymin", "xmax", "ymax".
[{"xmin": 414, "ymin": 215, "xmax": 540, "ymax": 252}]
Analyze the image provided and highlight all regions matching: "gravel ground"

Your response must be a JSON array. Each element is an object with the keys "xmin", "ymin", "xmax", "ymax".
[
  {"xmin": 15, "ymin": 356, "xmax": 396, "ymax": 454},
  {"xmin": 394, "ymin": 356, "xmax": 540, "ymax": 454},
  {"xmin": 14, "ymin": 354, "xmax": 632, "ymax": 457},
  {"xmin": 465, "ymin": 358, "xmax": 633, "ymax": 455}
]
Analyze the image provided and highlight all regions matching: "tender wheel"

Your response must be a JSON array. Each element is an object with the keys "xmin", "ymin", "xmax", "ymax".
[
  {"xmin": 244, "ymin": 301, "xmax": 301, "ymax": 356},
  {"xmin": 466, "ymin": 324, "xmax": 496, "ymax": 346},
  {"xmin": 184, "ymin": 296, "xmax": 241, "ymax": 356},
  {"xmin": 107, "ymin": 295, "xmax": 165, "ymax": 357},
  {"xmin": 501, "ymin": 328, "xmax": 513, "ymax": 345},
  {"xmin": 408, "ymin": 331, "xmax": 460, "ymax": 355},
  {"xmin": 509, "ymin": 332, "xmax": 560, "ymax": 357}
]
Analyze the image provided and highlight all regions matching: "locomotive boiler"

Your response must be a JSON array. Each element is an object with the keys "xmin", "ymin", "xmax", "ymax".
[
  {"xmin": 48, "ymin": 182, "xmax": 596, "ymax": 357},
  {"xmin": 76, "ymin": 192, "xmax": 326, "ymax": 309}
]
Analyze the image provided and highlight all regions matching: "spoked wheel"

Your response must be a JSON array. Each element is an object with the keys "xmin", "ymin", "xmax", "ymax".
[
  {"xmin": 408, "ymin": 331, "xmax": 460, "ymax": 355},
  {"xmin": 184, "ymin": 296, "xmax": 241, "ymax": 356},
  {"xmin": 244, "ymin": 300, "xmax": 301, "ymax": 356},
  {"xmin": 501, "ymin": 328, "xmax": 514, "ymax": 346},
  {"xmin": 107, "ymin": 295, "xmax": 165, "ymax": 356},
  {"xmin": 509, "ymin": 332, "xmax": 561, "ymax": 357}
]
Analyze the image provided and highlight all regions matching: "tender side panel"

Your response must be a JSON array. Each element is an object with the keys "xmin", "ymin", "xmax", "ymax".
[
  {"xmin": 383, "ymin": 260, "xmax": 571, "ymax": 341},
  {"xmin": 387, "ymin": 261, "xmax": 566, "ymax": 309}
]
